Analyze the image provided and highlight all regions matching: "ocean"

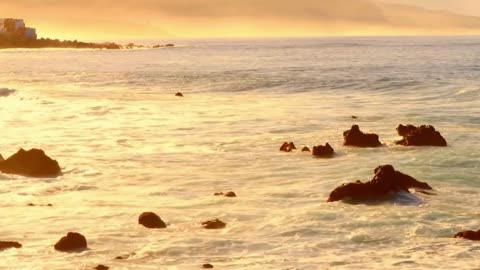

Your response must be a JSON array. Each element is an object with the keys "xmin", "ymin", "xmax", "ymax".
[{"xmin": 0, "ymin": 37, "xmax": 479, "ymax": 269}]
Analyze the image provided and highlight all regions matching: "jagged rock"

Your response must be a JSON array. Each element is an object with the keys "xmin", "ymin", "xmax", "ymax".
[
  {"xmin": 0, "ymin": 149, "xmax": 61, "ymax": 177},
  {"xmin": 214, "ymin": 191, "xmax": 236, "ymax": 197},
  {"xmin": 202, "ymin": 219, "xmax": 226, "ymax": 229},
  {"xmin": 138, "ymin": 212, "xmax": 167, "ymax": 229},
  {"xmin": 327, "ymin": 165, "xmax": 432, "ymax": 202},
  {"xmin": 0, "ymin": 241, "xmax": 22, "ymax": 250},
  {"xmin": 302, "ymin": 147, "xmax": 310, "ymax": 152},
  {"xmin": 95, "ymin": 265, "xmax": 109, "ymax": 270},
  {"xmin": 280, "ymin": 142, "xmax": 296, "ymax": 152},
  {"xmin": 343, "ymin": 125, "xmax": 382, "ymax": 147},
  {"xmin": 396, "ymin": 124, "xmax": 447, "ymax": 146},
  {"xmin": 312, "ymin": 143, "xmax": 334, "ymax": 157},
  {"xmin": 175, "ymin": 92, "xmax": 184, "ymax": 97},
  {"xmin": 454, "ymin": 230, "xmax": 480, "ymax": 241},
  {"xmin": 54, "ymin": 232, "xmax": 87, "ymax": 252},
  {"xmin": 202, "ymin": 263, "xmax": 214, "ymax": 268}
]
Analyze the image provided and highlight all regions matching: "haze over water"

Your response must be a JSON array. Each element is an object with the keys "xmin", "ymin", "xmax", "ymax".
[{"xmin": 0, "ymin": 37, "xmax": 479, "ymax": 269}]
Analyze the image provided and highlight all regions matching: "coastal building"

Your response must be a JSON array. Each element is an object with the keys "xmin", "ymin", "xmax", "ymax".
[{"xmin": 0, "ymin": 18, "xmax": 37, "ymax": 40}]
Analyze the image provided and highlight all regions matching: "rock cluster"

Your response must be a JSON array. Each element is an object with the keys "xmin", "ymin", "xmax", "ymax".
[{"xmin": 396, "ymin": 124, "xmax": 447, "ymax": 146}]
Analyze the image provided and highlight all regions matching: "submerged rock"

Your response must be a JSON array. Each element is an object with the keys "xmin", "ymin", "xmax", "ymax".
[
  {"xmin": 312, "ymin": 143, "xmax": 334, "ymax": 157},
  {"xmin": 202, "ymin": 219, "xmax": 226, "ymax": 229},
  {"xmin": 343, "ymin": 125, "xmax": 382, "ymax": 147},
  {"xmin": 327, "ymin": 165, "xmax": 433, "ymax": 202},
  {"xmin": 0, "ymin": 241, "xmax": 22, "ymax": 250},
  {"xmin": 214, "ymin": 191, "xmax": 236, "ymax": 197},
  {"xmin": 95, "ymin": 265, "xmax": 109, "ymax": 270},
  {"xmin": 280, "ymin": 142, "xmax": 296, "ymax": 152},
  {"xmin": 301, "ymin": 147, "xmax": 311, "ymax": 152},
  {"xmin": 54, "ymin": 232, "xmax": 87, "ymax": 252},
  {"xmin": 175, "ymin": 92, "xmax": 184, "ymax": 97},
  {"xmin": 138, "ymin": 212, "xmax": 167, "ymax": 229},
  {"xmin": 202, "ymin": 263, "xmax": 214, "ymax": 268},
  {"xmin": 396, "ymin": 124, "xmax": 447, "ymax": 146},
  {"xmin": 454, "ymin": 230, "xmax": 480, "ymax": 241},
  {"xmin": 0, "ymin": 149, "xmax": 61, "ymax": 177}
]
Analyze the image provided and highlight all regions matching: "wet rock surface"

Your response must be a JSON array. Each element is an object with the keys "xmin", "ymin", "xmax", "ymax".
[
  {"xmin": 396, "ymin": 124, "xmax": 447, "ymax": 146},
  {"xmin": 312, "ymin": 143, "xmax": 334, "ymax": 157},
  {"xmin": 343, "ymin": 125, "xmax": 382, "ymax": 147},
  {"xmin": 202, "ymin": 219, "xmax": 226, "ymax": 229},
  {"xmin": 138, "ymin": 212, "xmax": 167, "ymax": 229},
  {"xmin": 0, "ymin": 149, "xmax": 61, "ymax": 177},
  {"xmin": 327, "ymin": 165, "xmax": 433, "ymax": 202},
  {"xmin": 0, "ymin": 241, "xmax": 22, "ymax": 250},
  {"xmin": 454, "ymin": 230, "xmax": 480, "ymax": 241},
  {"xmin": 54, "ymin": 232, "xmax": 87, "ymax": 252}
]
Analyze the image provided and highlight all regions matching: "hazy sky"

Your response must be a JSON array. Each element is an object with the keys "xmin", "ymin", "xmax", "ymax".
[{"xmin": 1, "ymin": 0, "xmax": 480, "ymax": 40}]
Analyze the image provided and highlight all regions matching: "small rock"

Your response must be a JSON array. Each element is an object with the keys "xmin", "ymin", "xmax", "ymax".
[
  {"xmin": 115, "ymin": 256, "xmax": 125, "ymax": 260},
  {"xmin": 27, "ymin": 203, "xmax": 35, "ymax": 206},
  {"xmin": 312, "ymin": 143, "xmax": 334, "ymax": 157},
  {"xmin": 202, "ymin": 263, "xmax": 214, "ymax": 268},
  {"xmin": 396, "ymin": 124, "xmax": 447, "ymax": 146},
  {"xmin": 54, "ymin": 232, "xmax": 87, "ymax": 252},
  {"xmin": 47, "ymin": 203, "xmax": 53, "ymax": 207},
  {"xmin": 343, "ymin": 125, "xmax": 382, "ymax": 147},
  {"xmin": 352, "ymin": 116, "xmax": 358, "ymax": 119},
  {"xmin": 0, "ymin": 148, "xmax": 61, "ymax": 177},
  {"xmin": 202, "ymin": 219, "xmax": 226, "ymax": 229},
  {"xmin": 214, "ymin": 191, "xmax": 236, "ymax": 197},
  {"xmin": 0, "ymin": 241, "xmax": 22, "ymax": 250},
  {"xmin": 138, "ymin": 212, "xmax": 167, "ymax": 229},
  {"xmin": 455, "ymin": 230, "xmax": 480, "ymax": 241},
  {"xmin": 175, "ymin": 92, "xmax": 184, "ymax": 97},
  {"xmin": 301, "ymin": 147, "xmax": 310, "ymax": 152},
  {"xmin": 95, "ymin": 265, "xmax": 109, "ymax": 270},
  {"xmin": 280, "ymin": 142, "xmax": 296, "ymax": 152}
]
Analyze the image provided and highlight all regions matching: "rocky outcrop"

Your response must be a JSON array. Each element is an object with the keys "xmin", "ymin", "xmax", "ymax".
[
  {"xmin": 138, "ymin": 212, "xmax": 167, "ymax": 229},
  {"xmin": 280, "ymin": 142, "xmax": 296, "ymax": 152},
  {"xmin": 312, "ymin": 143, "xmax": 334, "ymax": 157},
  {"xmin": 327, "ymin": 165, "xmax": 432, "ymax": 202},
  {"xmin": 0, "ymin": 241, "xmax": 22, "ymax": 250},
  {"xmin": 54, "ymin": 232, "xmax": 87, "ymax": 252},
  {"xmin": 454, "ymin": 230, "xmax": 480, "ymax": 241},
  {"xmin": 175, "ymin": 92, "xmax": 184, "ymax": 97},
  {"xmin": 214, "ymin": 191, "xmax": 236, "ymax": 197},
  {"xmin": 343, "ymin": 125, "xmax": 382, "ymax": 147},
  {"xmin": 396, "ymin": 124, "xmax": 447, "ymax": 146},
  {"xmin": 0, "ymin": 149, "xmax": 61, "ymax": 177},
  {"xmin": 301, "ymin": 147, "xmax": 310, "ymax": 152},
  {"xmin": 202, "ymin": 219, "xmax": 226, "ymax": 229}
]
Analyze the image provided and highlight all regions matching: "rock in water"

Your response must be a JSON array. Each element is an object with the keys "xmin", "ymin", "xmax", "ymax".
[
  {"xmin": 95, "ymin": 265, "xmax": 109, "ymax": 270},
  {"xmin": 54, "ymin": 232, "xmax": 87, "ymax": 252},
  {"xmin": 202, "ymin": 219, "xmax": 226, "ymax": 229},
  {"xmin": 396, "ymin": 124, "xmax": 447, "ymax": 146},
  {"xmin": 0, "ymin": 241, "xmax": 22, "ymax": 250},
  {"xmin": 454, "ymin": 230, "xmax": 480, "ymax": 241},
  {"xmin": 0, "ymin": 149, "xmax": 61, "ymax": 177},
  {"xmin": 280, "ymin": 142, "xmax": 296, "ymax": 152},
  {"xmin": 202, "ymin": 263, "xmax": 214, "ymax": 268},
  {"xmin": 312, "ymin": 143, "xmax": 334, "ymax": 157},
  {"xmin": 301, "ymin": 147, "xmax": 311, "ymax": 152},
  {"xmin": 138, "ymin": 212, "xmax": 167, "ymax": 228},
  {"xmin": 343, "ymin": 125, "xmax": 382, "ymax": 147},
  {"xmin": 214, "ymin": 191, "xmax": 237, "ymax": 197},
  {"xmin": 175, "ymin": 92, "xmax": 184, "ymax": 97},
  {"xmin": 327, "ymin": 165, "xmax": 432, "ymax": 202}
]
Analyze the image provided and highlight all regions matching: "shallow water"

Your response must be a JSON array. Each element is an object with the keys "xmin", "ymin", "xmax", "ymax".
[{"xmin": 0, "ymin": 37, "xmax": 479, "ymax": 269}]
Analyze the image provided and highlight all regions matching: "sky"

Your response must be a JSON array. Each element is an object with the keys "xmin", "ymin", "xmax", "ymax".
[{"xmin": 1, "ymin": 0, "xmax": 480, "ymax": 40}]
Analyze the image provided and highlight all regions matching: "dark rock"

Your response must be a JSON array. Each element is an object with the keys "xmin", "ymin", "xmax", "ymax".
[
  {"xmin": 175, "ymin": 92, "xmax": 184, "ymax": 97},
  {"xmin": 54, "ymin": 232, "xmax": 87, "ymax": 252},
  {"xmin": 115, "ymin": 256, "xmax": 125, "ymax": 260},
  {"xmin": 454, "ymin": 230, "xmax": 480, "ymax": 241},
  {"xmin": 0, "ymin": 154, "xmax": 3, "ymax": 161},
  {"xmin": 312, "ymin": 143, "xmax": 334, "ymax": 157},
  {"xmin": 138, "ymin": 212, "xmax": 167, "ymax": 229},
  {"xmin": 280, "ymin": 142, "xmax": 296, "ymax": 152},
  {"xmin": 214, "ymin": 191, "xmax": 236, "ymax": 197},
  {"xmin": 202, "ymin": 219, "xmax": 226, "ymax": 229},
  {"xmin": 352, "ymin": 116, "xmax": 358, "ymax": 119},
  {"xmin": 202, "ymin": 263, "xmax": 214, "ymax": 268},
  {"xmin": 27, "ymin": 203, "xmax": 35, "ymax": 206},
  {"xmin": 47, "ymin": 203, "xmax": 53, "ymax": 207},
  {"xmin": 95, "ymin": 265, "xmax": 109, "ymax": 270},
  {"xmin": 343, "ymin": 125, "xmax": 382, "ymax": 147},
  {"xmin": 327, "ymin": 165, "xmax": 433, "ymax": 202},
  {"xmin": 0, "ymin": 148, "xmax": 61, "ymax": 177},
  {"xmin": 301, "ymin": 147, "xmax": 310, "ymax": 152},
  {"xmin": 165, "ymin": 44, "xmax": 175, "ymax": 47},
  {"xmin": 396, "ymin": 124, "xmax": 447, "ymax": 146},
  {"xmin": 0, "ymin": 241, "xmax": 22, "ymax": 250}
]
